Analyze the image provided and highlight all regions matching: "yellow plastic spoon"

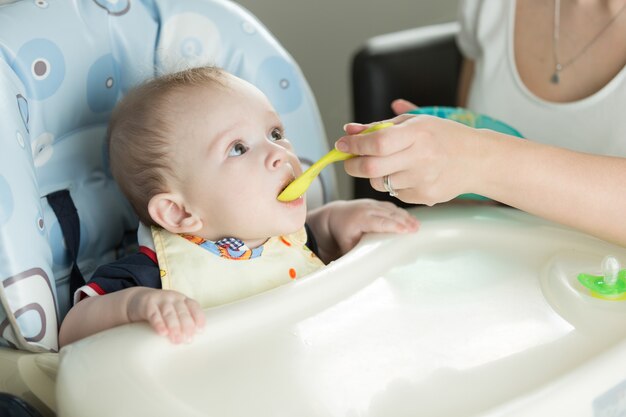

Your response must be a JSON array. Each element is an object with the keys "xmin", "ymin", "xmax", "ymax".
[{"xmin": 277, "ymin": 122, "xmax": 394, "ymax": 202}]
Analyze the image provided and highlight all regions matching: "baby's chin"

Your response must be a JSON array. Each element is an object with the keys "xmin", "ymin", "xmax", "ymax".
[
  {"xmin": 273, "ymin": 221, "xmax": 307, "ymax": 239},
  {"xmin": 234, "ymin": 221, "xmax": 305, "ymax": 247}
]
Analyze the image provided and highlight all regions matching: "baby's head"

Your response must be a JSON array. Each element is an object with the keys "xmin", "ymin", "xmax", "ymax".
[{"xmin": 108, "ymin": 66, "xmax": 306, "ymax": 247}]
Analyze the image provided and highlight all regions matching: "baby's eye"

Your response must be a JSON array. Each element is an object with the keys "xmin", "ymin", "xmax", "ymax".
[
  {"xmin": 228, "ymin": 142, "xmax": 248, "ymax": 157},
  {"xmin": 269, "ymin": 128, "xmax": 284, "ymax": 141}
]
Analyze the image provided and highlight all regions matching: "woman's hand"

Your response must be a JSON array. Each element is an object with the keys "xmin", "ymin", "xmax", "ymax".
[{"xmin": 337, "ymin": 113, "xmax": 490, "ymax": 206}]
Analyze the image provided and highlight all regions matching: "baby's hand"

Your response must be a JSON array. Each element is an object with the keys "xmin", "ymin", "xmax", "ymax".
[
  {"xmin": 126, "ymin": 288, "xmax": 205, "ymax": 344},
  {"xmin": 327, "ymin": 199, "xmax": 419, "ymax": 256}
]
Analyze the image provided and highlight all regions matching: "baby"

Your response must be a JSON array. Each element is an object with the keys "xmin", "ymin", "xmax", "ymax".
[{"xmin": 59, "ymin": 67, "xmax": 418, "ymax": 346}]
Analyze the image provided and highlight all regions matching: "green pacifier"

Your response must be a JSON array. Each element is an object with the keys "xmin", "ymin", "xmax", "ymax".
[{"xmin": 577, "ymin": 256, "xmax": 626, "ymax": 301}]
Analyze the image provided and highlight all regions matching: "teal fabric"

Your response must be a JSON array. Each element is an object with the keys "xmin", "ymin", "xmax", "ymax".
[{"xmin": 408, "ymin": 106, "xmax": 524, "ymax": 138}]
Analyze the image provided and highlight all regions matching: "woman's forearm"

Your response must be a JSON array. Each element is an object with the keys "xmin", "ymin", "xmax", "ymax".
[{"xmin": 478, "ymin": 131, "xmax": 626, "ymax": 246}]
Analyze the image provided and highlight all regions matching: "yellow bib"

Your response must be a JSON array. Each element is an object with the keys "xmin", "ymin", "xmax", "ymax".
[{"xmin": 151, "ymin": 227, "xmax": 325, "ymax": 308}]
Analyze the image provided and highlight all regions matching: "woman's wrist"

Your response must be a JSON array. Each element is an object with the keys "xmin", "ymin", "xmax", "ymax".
[{"xmin": 467, "ymin": 129, "xmax": 516, "ymax": 201}]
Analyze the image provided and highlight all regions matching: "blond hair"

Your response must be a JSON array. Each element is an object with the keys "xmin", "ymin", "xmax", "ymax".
[{"xmin": 108, "ymin": 66, "xmax": 226, "ymax": 226}]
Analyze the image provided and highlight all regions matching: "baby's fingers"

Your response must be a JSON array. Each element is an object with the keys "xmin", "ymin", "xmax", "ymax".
[
  {"xmin": 370, "ymin": 207, "xmax": 419, "ymax": 233},
  {"xmin": 162, "ymin": 298, "xmax": 205, "ymax": 344},
  {"xmin": 173, "ymin": 299, "xmax": 200, "ymax": 343},
  {"xmin": 392, "ymin": 208, "xmax": 420, "ymax": 231},
  {"xmin": 185, "ymin": 298, "xmax": 206, "ymax": 331},
  {"xmin": 160, "ymin": 304, "xmax": 184, "ymax": 344},
  {"xmin": 146, "ymin": 308, "xmax": 168, "ymax": 337},
  {"xmin": 375, "ymin": 214, "xmax": 419, "ymax": 234}
]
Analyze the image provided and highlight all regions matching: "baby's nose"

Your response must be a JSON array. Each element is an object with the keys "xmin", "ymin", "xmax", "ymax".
[
  {"xmin": 272, "ymin": 157, "xmax": 282, "ymax": 168},
  {"xmin": 267, "ymin": 145, "xmax": 288, "ymax": 169}
]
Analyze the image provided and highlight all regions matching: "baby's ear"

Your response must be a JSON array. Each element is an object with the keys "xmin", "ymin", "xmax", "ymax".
[{"xmin": 148, "ymin": 193, "xmax": 202, "ymax": 234}]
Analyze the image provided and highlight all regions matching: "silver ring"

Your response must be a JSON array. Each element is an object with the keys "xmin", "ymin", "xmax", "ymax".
[{"xmin": 383, "ymin": 174, "xmax": 398, "ymax": 197}]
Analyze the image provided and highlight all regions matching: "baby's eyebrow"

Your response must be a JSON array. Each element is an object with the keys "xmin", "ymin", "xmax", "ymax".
[
  {"xmin": 266, "ymin": 110, "xmax": 283, "ymax": 126},
  {"xmin": 208, "ymin": 123, "xmax": 239, "ymax": 152}
]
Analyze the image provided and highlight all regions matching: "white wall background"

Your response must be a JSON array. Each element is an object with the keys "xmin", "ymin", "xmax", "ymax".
[{"xmin": 236, "ymin": 0, "xmax": 460, "ymax": 198}]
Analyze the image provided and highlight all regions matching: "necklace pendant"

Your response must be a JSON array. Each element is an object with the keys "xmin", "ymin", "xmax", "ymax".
[
  {"xmin": 550, "ymin": 71, "xmax": 560, "ymax": 84},
  {"xmin": 551, "ymin": 63, "xmax": 562, "ymax": 84}
]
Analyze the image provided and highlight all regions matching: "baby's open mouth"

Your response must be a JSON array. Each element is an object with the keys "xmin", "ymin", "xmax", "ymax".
[{"xmin": 278, "ymin": 175, "xmax": 295, "ymax": 196}]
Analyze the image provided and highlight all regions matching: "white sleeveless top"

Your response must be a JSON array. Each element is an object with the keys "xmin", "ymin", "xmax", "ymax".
[
  {"xmin": 151, "ymin": 227, "xmax": 325, "ymax": 308},
  {"xmin": 457, "ymin": 0, "xmax": 626, "ymax": 156}
]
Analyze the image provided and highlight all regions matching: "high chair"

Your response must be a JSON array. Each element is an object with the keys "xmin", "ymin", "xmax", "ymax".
[
  {"xmin": 0, "ymin": 0, "xmax": 334, "ymax": 415},
  {"xmin": 4, "ymin": 4, "xmax": 626, "ymax": 416}
]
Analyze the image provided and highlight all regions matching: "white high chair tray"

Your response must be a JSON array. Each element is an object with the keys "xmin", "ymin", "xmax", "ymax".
[{"xmin": 57, "ymin": 206, "xmax": 626, "ymax": 417}]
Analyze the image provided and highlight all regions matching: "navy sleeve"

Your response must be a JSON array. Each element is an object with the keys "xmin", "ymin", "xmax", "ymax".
[
  {"xmin": 304, "ymin": 223, "xmax": 319, "ymax": 257},
  {"xmin": 87, "ymin": 252, "xmax": 162, "ymax": 294}
]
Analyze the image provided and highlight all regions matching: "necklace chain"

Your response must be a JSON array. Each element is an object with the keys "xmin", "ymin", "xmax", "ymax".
[{"xmin": 551, "ymin": 0, "xmax": 626, "ymax": 84}]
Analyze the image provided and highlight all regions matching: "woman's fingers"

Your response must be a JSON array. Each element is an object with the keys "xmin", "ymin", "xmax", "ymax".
[
  {"xmin": 343, "ymin": 144, "xmax": 415, "ymax": 179},
  {"xmin": 343, "ymin": 123, "xmax": 368, "ymax": 135},
  {"xmin": 369, "ymin": 169, "xmax": 451, "ymax": 206},
  {"xmin": 337, "ymin": 114, "xmax": 417, "ymax": 156},
  {"xmin": 342, "ymin": 113, "xmax": 415, "ymax": 136},
  {"xmin": 369, "ymin": 172, "xmax": 409, "ymax": 195},
  {"xmin": 336, "ymin": 127, "xmax": 412, "ymax": 159},
  {"xmin": 391, "ymin": 98, "xmax": 418, "ymax": 115}
]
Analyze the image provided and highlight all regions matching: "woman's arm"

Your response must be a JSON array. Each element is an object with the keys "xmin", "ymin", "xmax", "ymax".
[
  {"xmin": 479, "ymin": 130, "xmax": 626, "ymax": 246},
  {"xmin": 336, "ymin": 115, "xmax": 626, "ymax": 246}
]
